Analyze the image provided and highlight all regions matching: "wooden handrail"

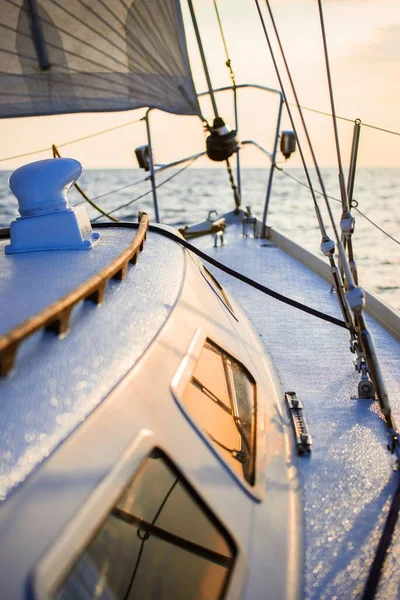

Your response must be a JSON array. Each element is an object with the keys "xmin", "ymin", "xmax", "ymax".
[{"xmin": 0, "ymin": 213, "xmax": 149, "ymax": 377}]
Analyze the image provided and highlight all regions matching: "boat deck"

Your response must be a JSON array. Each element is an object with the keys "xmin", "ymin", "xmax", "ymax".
[
  {"xmin": 0, "ymin": 228, "xmax": 186, "ymax": 501},
  {"xmin": 191, "ymin": 217, "xmax": 400, "ymax": 599}
]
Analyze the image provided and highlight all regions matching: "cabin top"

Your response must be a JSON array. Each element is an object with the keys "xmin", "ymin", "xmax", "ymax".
[
  {"xmin": 0, "ymin": 226, "xmax": 186, "ymax": 501},
  {"xmin": 0, "ymin": 217, "xmax": 299, "ymax": 600}
]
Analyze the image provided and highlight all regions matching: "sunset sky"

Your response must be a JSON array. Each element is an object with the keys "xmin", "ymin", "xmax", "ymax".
[{"xmin": 0, "ymin": 0, "xmax": 399, "ymax": 170}]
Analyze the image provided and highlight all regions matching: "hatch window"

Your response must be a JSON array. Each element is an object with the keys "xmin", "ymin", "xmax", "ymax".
[
  {"xmin": 183, "ymin": 340, "xmax": 256, "ymax": 485},
  {"xmin": 57, "ymin": 450, "xmax": 236, "ymax": 600}
]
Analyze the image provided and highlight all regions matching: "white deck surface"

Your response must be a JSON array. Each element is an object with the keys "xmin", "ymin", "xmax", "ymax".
[
  {"xmin": 0, "ymin": 229, "xmax": 185, "ymax": 501},
  {"xmin": 192, "ymin": 220, "xmax": 400, "ymax": 599}
]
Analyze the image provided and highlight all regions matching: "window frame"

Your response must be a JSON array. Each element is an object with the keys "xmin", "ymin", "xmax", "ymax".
[
  {"xmin": 171, "ymin": 329, "xmax": 265, "ymax": 502},
  {"xmin": 31, "ymin": 431, "xmax": 239, "ymax": 600}
]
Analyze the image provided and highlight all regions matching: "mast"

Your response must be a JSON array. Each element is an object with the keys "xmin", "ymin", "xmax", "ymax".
[{"xmin": 187, "ymin": 0, "xmax": 219, "ymax": 119}]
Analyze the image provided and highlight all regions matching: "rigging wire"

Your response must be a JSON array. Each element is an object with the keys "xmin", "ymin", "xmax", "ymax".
[
  {"xmin": 92, "ymin": 154, "xmax": 202, "ymax": 222},
  {"xmin": 254, "ymin": 0, "xmax": 357, "ymax": 341},
  {"xmin": 317, "ymin": 0, "xmax": 349, "ymax": 210},
  {"xmin": 212, "ymin": 0, "xmax": 242, "ymax": 205},
  {"xmin": 0, "ymin": 118, "xmax": 142, "ymax": 164},
  {"xmin": 52, "ymin": 145, "xmax": 119, "ymax": 222},
  {"xmin": 92, "ymin": 188, "xmax": 152, "ymax": 222},
  {"xmin": 318, "ymin": 6, "xmax": 400, "ymax": 583},
  {"xmin": 292, "ymin": 104, "xmax": 400, "ymax": 137},
  {"xmin": 213, "ymin": 0, "xmax": 236, "ymax": 86},
  {"xmin": 256, "ymin": 0, "xmax": 399, "ymax": 466},
  {"xmin": 259, "ymin": 0, "xmax": 341, "ymax": 247},
  {"xmin": 274, "ymin": 165, "xmax": 400, "ymax": 246},
  {"xmin": 314, "ymin": 2, "xmax": 398, "ymax": 453},
  {"xmin": 316, "ymin": 0, "xmax": 358, "ymax": 288},
  {"xmin": 1, "ymin": 106, "xmax": 398, "ymax": 166},
  {"xmin": 253, "ymin": 2, "xmax": 333, "ymax": 252},
  {"xmin": 90, "ymin": 176, "xmax": 149, "ymax": 203},
  {"xmin": 257, "ymin": 0, "xmax": 365, "ymax": 361},
  {"xmin": 353, "ymin": 206, "xmax": 400, "ymax": 247},
  {"xmin": 73, "ymin": 175, "xmax": 150, "ymax": 210},
  {"xmin": 261, "ymin": 0, "xmax": 397, "ymax": 418}
]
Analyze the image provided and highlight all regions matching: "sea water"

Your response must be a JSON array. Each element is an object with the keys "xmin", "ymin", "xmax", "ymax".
[{"xmin": 0, "ymin": 167, "xmax": 399, "ymax": 312}]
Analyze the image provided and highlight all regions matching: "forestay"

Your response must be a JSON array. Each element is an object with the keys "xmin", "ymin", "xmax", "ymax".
[{"xmin": 0, "ymin": 0, "xmax": 201, "ymax": 118}]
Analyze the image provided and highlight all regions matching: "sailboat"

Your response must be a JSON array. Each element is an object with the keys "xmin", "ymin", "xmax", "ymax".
[{"xmin": 0, "ymin": 1, "xmax": 399, "ymax": 599}]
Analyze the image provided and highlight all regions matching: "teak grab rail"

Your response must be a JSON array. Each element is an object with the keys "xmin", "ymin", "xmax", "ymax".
[{"xmin": 0, "ymin": 213, "xmax": 149, "ymax": 377}]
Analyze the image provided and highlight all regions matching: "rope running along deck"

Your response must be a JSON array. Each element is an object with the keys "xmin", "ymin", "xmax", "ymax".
[{"xmin": 96, "ymin": 222, "xmax": 347, "ymax": 330}]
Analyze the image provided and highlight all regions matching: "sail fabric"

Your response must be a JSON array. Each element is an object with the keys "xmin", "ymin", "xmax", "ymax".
[{"xmin": 0, "ymin": 0, "xmax": 201, "ymax": 118}]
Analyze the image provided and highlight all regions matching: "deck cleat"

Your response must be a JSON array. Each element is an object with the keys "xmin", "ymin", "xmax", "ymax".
[{"xmin": 6, "ymin": 158, "xmax": 100, "ymax": 254}]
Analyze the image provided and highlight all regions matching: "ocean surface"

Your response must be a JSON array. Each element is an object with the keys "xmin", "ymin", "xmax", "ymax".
[{"xmin": 0, "ymin": 167, "xmax": 399, "ymax": 312}]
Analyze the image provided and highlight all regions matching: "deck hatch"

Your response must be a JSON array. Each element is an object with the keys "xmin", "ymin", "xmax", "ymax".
[
  {"xmin": 182, "ymin": 339, "xmax": 257, "ymax": 486},
  {"xmin": 55, "ymin": 449, "xmax": 236, "ymax": 600}
]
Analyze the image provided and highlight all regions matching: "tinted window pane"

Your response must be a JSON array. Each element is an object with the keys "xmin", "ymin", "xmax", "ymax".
[
  {"xmin": 183, "ymin": 340, "xmax": 256, "ymax": 485},
  {"xmin": 57, "ymin": 451, "xmax": 235, "ymax": 600}
]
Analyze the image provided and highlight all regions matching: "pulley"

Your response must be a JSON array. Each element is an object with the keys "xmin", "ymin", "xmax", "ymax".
[
  {"xmin": 206, "ymin": 117, "xmax": 240, "ymax": 162},
  {"xmin": 135, "ymin": 145, "xmax": 150, "ymax": 171},
  {"xmin": 280, "ymin": 130, "xmax": 296, "ymax": 160}
]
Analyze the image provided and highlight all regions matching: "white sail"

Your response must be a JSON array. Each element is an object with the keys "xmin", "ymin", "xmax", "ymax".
[{"xmin": 0, "ymin": 0, "xmax": 201, "ymax": 118}]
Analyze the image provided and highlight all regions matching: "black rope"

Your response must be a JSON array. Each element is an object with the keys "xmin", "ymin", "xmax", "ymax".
[
  {"xmin": 94, "ymin": 222, "xmax": 347, "ymax": 329},
  {"xmin": 152, "ymin": 227, "xmax": 346, "ymax": 328},
  {"xmin": 361, "ymin": 475, "xmax": 400, "ymax": 600}
]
